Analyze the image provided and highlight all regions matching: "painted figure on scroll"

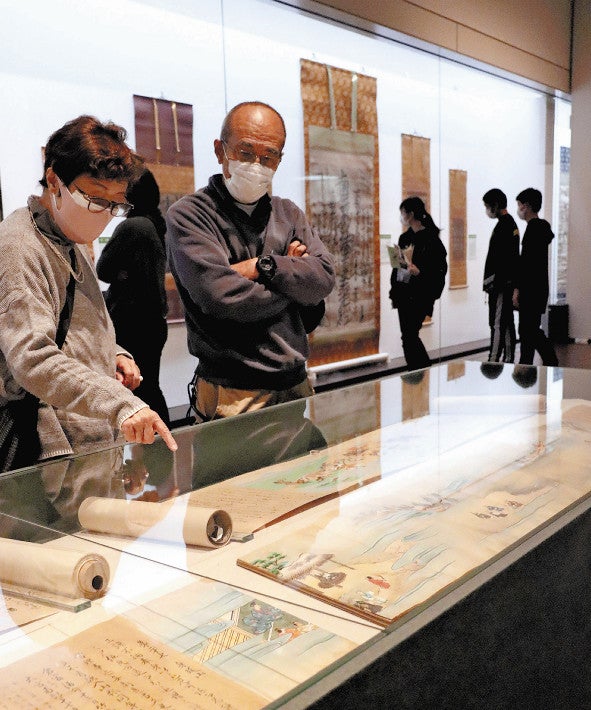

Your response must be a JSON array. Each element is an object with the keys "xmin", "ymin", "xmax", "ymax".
[
  {"xmin": 389, "ymin": 196, "xmax": 447, "ymax": 372},
  {"xmin": 0, "ymin": 115, "xmax": 176, "ymax": 468},
  {"xmin": 166, "ymin": 101, "xmax": 335, "ymax": 421}
]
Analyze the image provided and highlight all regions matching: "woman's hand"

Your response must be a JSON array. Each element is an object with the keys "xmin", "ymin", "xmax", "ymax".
[
  {"xmin": 116, "ymin": 354, "xmax": 142, "ymax": 390},
  {"xmin": 408, "ymin": 263, "xmax": 420, "ymax": 276},
  {"xmin": 121, "ymin": 407, "xmax": 178, "ymax": 451}
]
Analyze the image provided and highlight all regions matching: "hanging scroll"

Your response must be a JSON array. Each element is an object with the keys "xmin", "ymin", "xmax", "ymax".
[
  {"xmin": 449, "ymin": 168, "xmax": 468, "ymax": 289},
  {"xmin": 401, "ymin": 134, "xmax": 430, "ymax": 209},
  {"xmin": 301, "ymin": 59, "xmax": 380, "ymax": 366},
  {"xmin": 133, "ymin": 95, "xmax": 195, "ymax": 322}
]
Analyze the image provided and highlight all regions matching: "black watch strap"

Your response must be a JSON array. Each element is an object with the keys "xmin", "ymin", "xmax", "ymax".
[{"xmin": 257, "ymin": 255, "xmax": 277, "ymax": 281}]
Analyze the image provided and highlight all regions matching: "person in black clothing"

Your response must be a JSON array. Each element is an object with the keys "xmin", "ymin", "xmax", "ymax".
[
  {"xmin": 513, "ymin": 188, "xmax": 558, "ymax": 366},
  {"xmin": 482, "ymin": 188, "xmax": 520, "ymax": 362},
  {"xmin": 97, "ymin": 169, "xmax": 170, "ymax": 424},
  {"xmin": 389, "ymin": 196, "xmax": 448, "ymax": 371}
]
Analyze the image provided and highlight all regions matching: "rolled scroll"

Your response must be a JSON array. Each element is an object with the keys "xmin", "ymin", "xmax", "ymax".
[
  {"xmin": 78, "ymin": 497, "xmax": 232, "ymax": 548},
  {"xmin": 0, "ymin": 538, "xmax": 109, "ymax": 600}
]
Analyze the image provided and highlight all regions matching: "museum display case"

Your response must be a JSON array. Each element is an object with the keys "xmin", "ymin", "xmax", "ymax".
[{"xmin": 0, "ymin": 359, "xmax": 590, "ymax": 707}]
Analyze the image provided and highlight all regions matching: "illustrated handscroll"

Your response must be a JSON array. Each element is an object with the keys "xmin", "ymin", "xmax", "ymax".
[
  {"xmin": 238, "ymin": 401, "xmax": 591, "ymax": 627},
  {"xmin": 449, "ymin": 168, "xmax": 468, "ymax": 288},
  {"xmin": 133, "ymin": 94, "xmax": 195, "ymax": 321},
  {"xmin": 301, "ymin": 59, "xmax": 380, "ymax": 365}
]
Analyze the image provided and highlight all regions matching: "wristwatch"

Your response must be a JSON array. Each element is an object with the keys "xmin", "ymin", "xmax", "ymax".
[{"xmin": 257, "ymin": 254, "xmax": 277, "ymax": 281}]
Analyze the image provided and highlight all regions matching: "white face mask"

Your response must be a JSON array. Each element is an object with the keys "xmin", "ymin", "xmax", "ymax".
[
  {"xmin": 224, "ymin": 160, "xmax": 275, "ymax": 204},
  {"xmin": 51, "ymin": 179, "xmax": 114, "ymax": 243}
]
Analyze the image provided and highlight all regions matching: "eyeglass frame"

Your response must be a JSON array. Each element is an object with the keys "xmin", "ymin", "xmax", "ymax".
[
  {"xmin": 221, "ymin": 140, "xmax": 283, "ymax": 170},
  {"xmin": 71, "ymin": 182, "xmax": 134, "ymax": 217}
]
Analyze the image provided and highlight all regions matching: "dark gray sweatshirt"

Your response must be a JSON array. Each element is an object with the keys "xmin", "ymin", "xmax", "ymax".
[{"xmin": 166, "ymin": 175, "xmax": 335, "ymax": 390}]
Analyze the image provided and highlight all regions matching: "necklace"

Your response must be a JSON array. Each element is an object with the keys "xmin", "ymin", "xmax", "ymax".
[{"xmin": 28, "ymin": 205, "xmax": 85, "ymax": 283}]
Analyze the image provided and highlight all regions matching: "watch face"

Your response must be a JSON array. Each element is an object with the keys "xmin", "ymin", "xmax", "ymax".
[{"xmin": 258, "ymin": 256, "xmax": 276, "ymax": 278}]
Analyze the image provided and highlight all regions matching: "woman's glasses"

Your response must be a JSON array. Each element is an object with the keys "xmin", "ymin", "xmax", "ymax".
[{"xmin": 72, "ymin": 183, "xmax": 133, "ymax": 217}]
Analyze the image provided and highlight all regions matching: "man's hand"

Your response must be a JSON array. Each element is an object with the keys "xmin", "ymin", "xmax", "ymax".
[
  {"xmin": 512, "ymin": 288, "xmax": 520, "ymax": 310},
  {"xmin": 288, "ymin": 240, "xmax": 309, "ymax": 258},
  {"xmin": 231, "ymin": 257, "xmax": 259, "ymax": 280},
  {"xmin": 116, "ymin": 354, "xmax": 142, "ymax": 390},
  {"xmin": 121, "ymin": 407, "xmax": 178, "ymax": 451}
]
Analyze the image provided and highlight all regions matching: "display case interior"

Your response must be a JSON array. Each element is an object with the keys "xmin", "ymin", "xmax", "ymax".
[{"xmin": 0, "ymin": 361, "xmax": 591, "ymax": 706}]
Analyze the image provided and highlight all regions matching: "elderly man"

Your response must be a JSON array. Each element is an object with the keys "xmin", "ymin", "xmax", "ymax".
[{"xmin": 166, "ymin": 101, "xmax": 335, "ymax": 420}]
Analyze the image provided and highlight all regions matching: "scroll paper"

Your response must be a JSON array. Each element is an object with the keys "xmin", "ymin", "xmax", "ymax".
[
  {"xmin": 78, "ymin": 497, "xmax": 232, "ymax": 548},
  {"xmin": 1, "ymin": 616, "xmax": 265, "ymax": 710},
  {"xmin": 0, "ymin": 538, "xmax": 109, "ymax": 600}
]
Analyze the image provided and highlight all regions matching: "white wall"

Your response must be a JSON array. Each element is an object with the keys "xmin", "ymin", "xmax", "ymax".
[{"xmin": 0, "ymin": 0, "xmax": 564, "ymax": 408}]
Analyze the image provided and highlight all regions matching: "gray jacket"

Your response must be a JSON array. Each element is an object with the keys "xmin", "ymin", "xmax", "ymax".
[{"xmin": 0, "ymin": 198, "xmax": 146, "ymax": 459}]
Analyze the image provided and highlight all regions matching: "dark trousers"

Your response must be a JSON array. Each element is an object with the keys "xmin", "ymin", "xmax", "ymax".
[
  {"xmin": 116, "ymin": 319, "xmax": 170, "ymax": 425},
  {"xmin": 488, "ymin": 288, "xmax": 516, "ymax": 363},
  {"xmin": 518, "ymin": 309, "xmax": 558, "ymax": 366},
  {"xmin": 397, "ymin": 300, "xmax": 431, "ymax": 371}
]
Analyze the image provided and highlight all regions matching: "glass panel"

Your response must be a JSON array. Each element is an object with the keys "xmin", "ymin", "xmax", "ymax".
[{"xmin": 1, "ymin": 361, "xmax": 591, "ymax": 703}]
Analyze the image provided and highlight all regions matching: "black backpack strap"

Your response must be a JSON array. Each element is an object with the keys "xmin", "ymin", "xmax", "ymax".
[{"xmin": 55, "ymin": 249, "xmax": 76, "ymax": 349}]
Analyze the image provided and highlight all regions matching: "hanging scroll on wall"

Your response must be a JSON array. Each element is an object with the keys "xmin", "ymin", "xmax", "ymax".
[
  {"xmin": 133, "ymin": 95, "xmax": 195, "ymax": 322},
  {"xmin": 401, "ymin": 134, "xmax": 430, "ymax": 209},
  {"xmin": 301, "ymin": 59, "xmax": 380, "ymax": 366},
  {"xmin": 449, "ymin": 168, "xmax": 468, "ymax": 289}
]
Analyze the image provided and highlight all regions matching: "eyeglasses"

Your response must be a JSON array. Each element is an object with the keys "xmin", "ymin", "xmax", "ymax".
[
  {"xmin": 222, "ymin": 141, "xmax": 282, "ymax": 170},
  {"xmin": 71, "ymin": 183, "xmax": 134, "ymax": 217}
]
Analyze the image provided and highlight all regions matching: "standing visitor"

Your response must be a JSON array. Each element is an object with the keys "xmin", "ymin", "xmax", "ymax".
[
  {"xmin": 482, "ymin": 188, "xmax": 520, "ymax": 362},
  {"xmin": 513, "ymin": 187, "xmax": 558, "ymax": 366},
  {"xmin": 0, "ymin": 115, "xmax": 176, "ymax": 471},
  {"xmin": 97, "ymin": 168, "xmax": 170, "ymax": 425},
  {"xmin": 389, "ymin": 196, "xmax": 447, "ymax": 371}
]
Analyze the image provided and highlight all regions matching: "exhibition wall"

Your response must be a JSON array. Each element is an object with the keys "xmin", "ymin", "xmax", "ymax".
[{"xmin": 0, "ymin": 0, "xmax": 571, "ymax": 408}]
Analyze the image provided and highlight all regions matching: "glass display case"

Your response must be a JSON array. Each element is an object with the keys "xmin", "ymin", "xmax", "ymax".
[{"xmin": 0, "ymin": 360, "xmax": 590, "ymax": 708}]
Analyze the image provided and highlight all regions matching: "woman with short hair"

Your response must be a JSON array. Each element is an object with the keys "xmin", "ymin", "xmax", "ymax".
[{"xmin": 0, "ymin": 115, "xmax": 176, "ymax": 470}]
